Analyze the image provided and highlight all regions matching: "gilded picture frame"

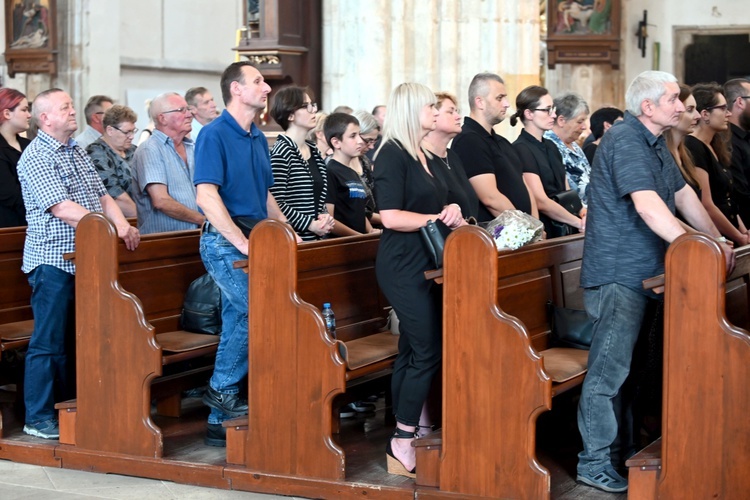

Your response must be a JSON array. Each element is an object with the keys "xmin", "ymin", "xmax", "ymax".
[
  {"xmin": 4, "ymin": 0, "xmax": 57, "ymax": 77},
  {"xmin": 545, "ymin": 0, "xmax": 621, "ymax": 69}
]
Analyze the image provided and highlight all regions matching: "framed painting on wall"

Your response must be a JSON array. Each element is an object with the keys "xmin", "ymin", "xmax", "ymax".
[
  {"xmin": 545, "ymin": 0, "xmax": 621, "ymax": 69},
  {"xmin": 4, "ymin": 0, "xmax": 57, "ymax": 77}
]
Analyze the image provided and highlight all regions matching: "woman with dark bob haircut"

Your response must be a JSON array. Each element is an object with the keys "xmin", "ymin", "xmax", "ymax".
[
  {"xmin": 0, "ymin": 88, "xmax": 31, "ymax": 227},
  {"xmin": 269, "ymin": 86, "xmax": 334, "ymax": 240}
]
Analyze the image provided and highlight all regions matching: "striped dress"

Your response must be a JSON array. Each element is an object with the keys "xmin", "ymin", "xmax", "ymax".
[{"xmin": 270, "ymin": 135, "xmax": 328, "ymax": 241}]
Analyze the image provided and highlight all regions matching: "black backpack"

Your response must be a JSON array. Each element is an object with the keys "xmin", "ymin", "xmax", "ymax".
[{"xmin": 180, "ymin": 273, "xmax": 222, "ymax": 335}]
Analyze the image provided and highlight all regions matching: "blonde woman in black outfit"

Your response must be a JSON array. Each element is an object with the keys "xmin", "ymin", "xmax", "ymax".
[
  {"xmin": 374, "ymin": 82, "xmax": 464, "ymax": 478},
  {"xmin": 0, "ymin": 88, "xmax": 31, "ymax": 227},
  {"xmin": 269, "ymin": 86, "xmax": 335, "ymax": 241},
  {"xmin": 510, "ymin": 85, "xmax": 584, "ymax": 236}
]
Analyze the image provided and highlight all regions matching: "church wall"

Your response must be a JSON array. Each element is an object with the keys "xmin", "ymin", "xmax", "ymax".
[{"xmin": 0, "ymin": 0, "xmax": 747, "ymax": 136}]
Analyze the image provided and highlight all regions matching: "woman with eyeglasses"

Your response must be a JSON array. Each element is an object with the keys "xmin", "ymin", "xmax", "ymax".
[
  {"xmin": 374, "ymin": 82, "xmax": 465, "ymax": 478},
  {"xmin": 511, "ymin": 85, "xmax": 584, "ymax": 237},
  {"xmin": 269, "ymin": 86, "xmax": 335, "ymax": 241},
  {"xmin": 86, "ymin": 105, "xmax": 139, "ymax": 218},
  {"xmin": 351, "ymin": 110, "xmax": 382, "ymax": 227},
  {"xmin": 421, "ymin": 91, "xmax": 479, "ymax": 219},
  {"xmin": 684, "ymin": 83, "xmax": 748, "ymax": 245},
  {"xmin": 0, "ymin": 88, "xmax": 31, "ymax": 227}
]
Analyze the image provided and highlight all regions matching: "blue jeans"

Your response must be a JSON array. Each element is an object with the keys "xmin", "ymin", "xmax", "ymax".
[
  {"xmin": 577, "ymin": 283, "xmax": 648, "ymax": 474},
  {"xmin": 24, "ymin": 265, "xmax": 75, "ymax": 425},
  {"xmin": 199, "ymin": 232, "xmax": 249, "ymax": 424}
]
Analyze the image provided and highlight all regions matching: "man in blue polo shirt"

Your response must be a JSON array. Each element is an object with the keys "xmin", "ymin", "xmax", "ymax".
[
  {"xmin": 194, "ymin": 61, "xmax": 290, "ymax": 446},
  {"xmin": 576, "ymin": 71, "xmax": 734, "ymax": 493}
]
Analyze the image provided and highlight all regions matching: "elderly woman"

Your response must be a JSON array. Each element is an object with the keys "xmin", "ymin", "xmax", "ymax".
[
  {"xmin": 0, "ymin": 88, "xmax": 31, "ymax": 227},
  {"xmin": 351, "ymin": 110, "xmax": 381, "ymax": 226},
  {"xmin": 421, "ymin": 92, "xmax": 479, "ymax": 219},
  {"xmin": 269, "ymin": 86, "xmax": 334, "ymax": 241},
  {"xmin": 510, "ymin": 85, "xmax": 584, "ymax": 237},
  {"xmin": 86, "ymin": 105, "xmax": 139, "ymax": 217},
  {"xmin": 544, "ymin": 92, "xmax": 592, "ymax": 206},
  {"xmin": 685, "ymin": 83, "xmax": 748, "ymax": 246},
  {"xmin": 374, "ymin": 83, "xmax": 464, "ymax": 478}
]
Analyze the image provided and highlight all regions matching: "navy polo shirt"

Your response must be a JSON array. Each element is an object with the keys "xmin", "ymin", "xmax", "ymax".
[
  {"xmin": 193, "ymin": 110, "xmax": 273, "ymax": 219},
  {"xmin": 581, "ymin": 112, "xmax": 686, "ymax": 293}
]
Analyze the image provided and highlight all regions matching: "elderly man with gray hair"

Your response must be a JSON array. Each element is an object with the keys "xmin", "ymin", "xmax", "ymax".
[
  {"xmin": 575, "ymin": 71, "xmax": 733, "ymax": 493},
  {"xmin": 132, "ymin": 92, "xmax": 205, "ymax": 234}
]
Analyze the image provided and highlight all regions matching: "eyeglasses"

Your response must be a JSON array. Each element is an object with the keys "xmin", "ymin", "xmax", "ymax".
[
  {"xmin": 112, "ymin": 125, "xmax": 139, "ymax": 137},
  {"xmin": 740, "ymin": 96, "xmax": 750, "ymax": 101},
  {"xmin": 705, "ymin": 104, "xmax": 728, "ymax": 112},
  {"xmin": 361, "ymin": 136, "xmax": 377, "ymax": 146},
  {"xmin": 298, "ymin": 102, "xmax": 318, "ymax": 114},
  {"xmin": 161, "ymin": 107, "xmax": 192, "ymax": 115},
  {"xmin": 532, "ymin": 106, "xmax": 556, "ymax": 115}
]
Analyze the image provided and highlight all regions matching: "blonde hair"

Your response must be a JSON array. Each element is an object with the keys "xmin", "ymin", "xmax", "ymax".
[
  {"xmin": 306, "ymin": 111, "xmax": 328, "ymax": 142},
  {"xmin": 378, "ymin": 82, "xmax": 436, "ymax": 161}
]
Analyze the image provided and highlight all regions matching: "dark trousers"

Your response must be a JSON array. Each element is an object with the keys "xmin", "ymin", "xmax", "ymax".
[
  {"xmin": 390, "ymin": 284, "xmax": 442, "ymax": 427},
  {"xmin": 24, "ymin": 265, "xmax": 75, "ymax": 425}
]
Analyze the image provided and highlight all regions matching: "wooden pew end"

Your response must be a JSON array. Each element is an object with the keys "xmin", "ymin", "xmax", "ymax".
[
  {"xmin": 223, "ymin": 417, "xmax": 248, "ymax": 465},
  {"xmin": 54, "ymin": 400, "xmax": 77, "ymax": 445},
  {"xmin": 625, "ymin": 438, "xmax": 661, "ymax": 499},
  {"xmin": 413, "ymin": 430, "xmax": 442, "ymax": 488}
]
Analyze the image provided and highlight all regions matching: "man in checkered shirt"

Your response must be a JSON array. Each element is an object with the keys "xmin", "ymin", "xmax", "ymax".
[{"xmin": 17, "ymin": 88, "xmax": 140, "ymax": 440}]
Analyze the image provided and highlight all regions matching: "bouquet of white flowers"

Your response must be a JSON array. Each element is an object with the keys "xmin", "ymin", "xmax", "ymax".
[{"xmin": 482, "ymin": 210, "xmax": 544, "ymax": 250}]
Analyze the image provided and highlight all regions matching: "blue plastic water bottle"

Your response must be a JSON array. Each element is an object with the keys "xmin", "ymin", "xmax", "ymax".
[{"xmin": 322, "ymin": 303, "xmax": 336, "ymax": 339}]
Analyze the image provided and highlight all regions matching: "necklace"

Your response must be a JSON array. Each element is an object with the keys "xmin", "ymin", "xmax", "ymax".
[{"xmin": 438, "ymin": 154, "xmax": 450, "ymax": 170}]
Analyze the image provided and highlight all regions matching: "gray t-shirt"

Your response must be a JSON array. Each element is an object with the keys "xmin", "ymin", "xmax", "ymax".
[{"xmin": 581, "ymin": 112, "xmax": 686, "ymax": 292}]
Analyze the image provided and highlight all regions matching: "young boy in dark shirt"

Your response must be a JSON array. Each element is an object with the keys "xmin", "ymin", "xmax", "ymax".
[{"xmin": 324, "ymin": 112, "xmax": 376, "ymax": 236}]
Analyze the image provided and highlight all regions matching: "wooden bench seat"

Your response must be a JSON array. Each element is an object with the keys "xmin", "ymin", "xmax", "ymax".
[
  {"xmin": 415, "ymin": 226, "xmax": 588, "ymax": 499},
  {"xmin": 0, "ymin": 225, "xmax": 34, "ymax": 437},
  {"xmin": 54, "ymin": 213, "xmax": 218, "ymax": 458},
  {"xmin": 224, "ymin": 220, "xmax": 396, "ymax": 480},
  {"xmin": 626, "ymin": 236, "xmax": 750, "ymax": 499}
]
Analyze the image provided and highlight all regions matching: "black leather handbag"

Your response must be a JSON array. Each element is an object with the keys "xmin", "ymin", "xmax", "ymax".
[
  {"xmin": 419, "ymin": 219, "xmax": 452, "ymax": 269},
  {"xmin": 547, "ymin": 301, "xmax": 593, "ymax": 350},
  {"xmin": 180, "ymin": 273, "xmax": 222, "ymax": 335},
  {"xmin": 548, "ymin": 189, "xmax": 583, "ymax": 237}
]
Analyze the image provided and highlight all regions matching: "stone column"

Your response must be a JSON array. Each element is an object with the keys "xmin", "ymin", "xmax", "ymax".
[{"xmin": 322, "ymin": 0, "xmax": 540, "ymax": 138}]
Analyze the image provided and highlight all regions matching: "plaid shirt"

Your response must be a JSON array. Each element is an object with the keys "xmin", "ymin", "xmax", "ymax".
[{"xmin": 18, "ymin": 130, "xmax": 106, "ymax": 274}]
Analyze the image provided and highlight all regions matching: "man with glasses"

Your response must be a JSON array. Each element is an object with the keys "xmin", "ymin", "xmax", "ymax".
[
  {"xmin": 194, "ymin": 62, "xmax": 291, "ymax": 446},
  {"xmin": 724, "ymin": 78, "xmax": 750, "ymax": 226},
  {"xmin": 451, "ymin": 72, "xmax": 536, "ymax": 223},
  {"xmin": 132, "ymin": 92, "xmax": 205, "ymax": 234},
  {"xmin": 75, "ymin": 94, "xmax": 113, "ymax": 150},
  {"xmin": 185, "ymin": 87, "xmax": 218, "ymax": 141}
]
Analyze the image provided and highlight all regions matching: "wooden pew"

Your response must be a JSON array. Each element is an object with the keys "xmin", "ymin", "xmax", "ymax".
[
  {"xmin": 223, "ymin": 220, "xmax": 398, "ymax": 482},
  {"xmin": 56, "ymin": 213, "xmax": 220, "ymax": 458},
  {"xmin": 627, "ymin": 235, "xmax": 750, "ymax": 499},
  {"xmin": 0, "ymin": 226, "xmax": 33, "ymax": 437},
  {"xmin": 415, "ymin": 226, "xmax": 589, "ymax": 499}
]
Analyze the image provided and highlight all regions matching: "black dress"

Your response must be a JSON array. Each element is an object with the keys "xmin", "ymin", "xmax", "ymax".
[
  {"xmin": 374, "ymin": 140, "xmax": 447, "ymax": 426},
  {"xmin": 0, "ymin": 133, "xmax": 30, "ymax": 227},
  {"xmin": 426, "ymin": 148, "xmax": 479, "ymax": 219},
  {"xmin": 684, "ymin": 135, "xmax": 739, "ymax": 228},
  {"xmin": 513, "ymin": 129, "xmax": 575, "ymax": 235}
]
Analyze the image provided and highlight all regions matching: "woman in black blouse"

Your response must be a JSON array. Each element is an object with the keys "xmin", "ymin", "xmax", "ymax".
[
  {"xmin": 269, "ymin": 86, "xmax": 335, "ymax": 241},
  {"xmin": 421, "ymin": 92, "xmax": 479, "ymax": 220},
  {"xmin": 374, "ymin": 82, "xmax": 464, "ymax": 478},
  {"xmin": 510, "ymin": 86, "xmax": 584, "ymax": 236},
  {"xmin": 685, "ymin": 83, "xmax": 748, "ymax": 246},
  {"xmin": 0, "ymin": 88, "xmax": 31, "ymax": 227},
  {"xmin": 666, "ymin": 84, "xmax": 702, "ymax": 201}
]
